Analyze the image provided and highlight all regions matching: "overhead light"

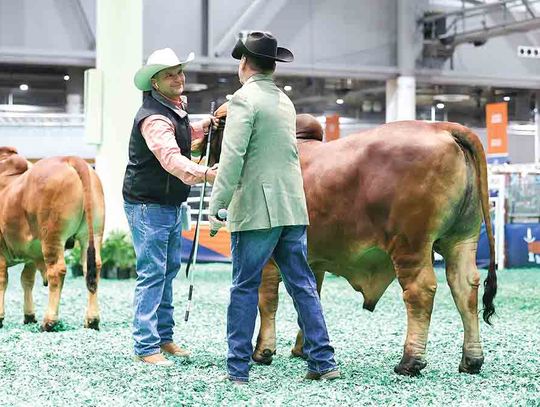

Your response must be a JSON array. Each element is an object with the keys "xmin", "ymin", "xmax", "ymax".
[
  {"xmin": 436, "ymin": 102, "xmax": 445, "ymax": 109},
  {"xmin": 336, "ymin": 98, "xmax": 344, "ymax": 105},
  {"xmin": 284, "ymin": 85, "xmax": 292, "ymax": 92},
  {"xmin": 19, "ymin": 84, "xmax": 29, "ymax": 91},
  {"xmin": 503, "ymin": 96, "xmax": 510, "ymax": 102},
  {"xmin": 64, "ymin": 75, "xmax": 70, "ymax": 81},
  {"xmin": 362, "ymin": 100, "xmax": 373, "ymax": 112}
]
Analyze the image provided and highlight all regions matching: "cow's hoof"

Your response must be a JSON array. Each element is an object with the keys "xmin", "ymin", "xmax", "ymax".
[
  {"xmin": 252, "ymin": 349, "xmax": 276, "ymax": 365},
  {"xmin": 459, "ymin": 355, "xmax": 484, "ymax": 374},
  {"xmin": 290, "ymin": 348, "xmax": 308, "ymax": 360},
  {"xmin": 40, "ymin": 320, "xmax": 58, "ymax": 332},
  {"xmin": 394, "ymin": 356, "xmax": 427, "ymax": 377},
  {"xmin": 84, "ymin": 318, "xmax": 100, "ymax": 331},
  {"xmin": 24, "ymin": 314, "xmax": 37, "ymax": 324},
  {"xmin": 0, "ymin": 318, "xmax": 3, "ymax": 328}
]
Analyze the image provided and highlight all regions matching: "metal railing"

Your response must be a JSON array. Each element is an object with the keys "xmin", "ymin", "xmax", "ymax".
[{"xmin": 0, "ymin": 112, "xmax": 84, "ymax": 126}]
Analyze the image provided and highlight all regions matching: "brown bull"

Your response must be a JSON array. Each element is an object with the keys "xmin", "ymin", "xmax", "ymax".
[
  {"xmin": 198, "ymin": 109, "xmax": 497, "ymax": 376},
  {"xmin": 0, "ymin": 147, "xmax": 105, "ymax": 331}
]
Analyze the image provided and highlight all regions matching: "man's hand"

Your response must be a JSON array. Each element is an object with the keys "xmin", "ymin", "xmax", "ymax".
[
  {"xmin": 204, "ymin": 163, "xmax": 219, "ymax": 184},
  {"xmin": 202, "ymin": 115, "xmax": 219, "ymax": 134},
  {"xmin": 209, "ymin": 214, "xmax": 226, "ymax": 237}
]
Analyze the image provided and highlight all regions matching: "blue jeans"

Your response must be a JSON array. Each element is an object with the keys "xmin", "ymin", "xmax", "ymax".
[
  {"xmin": 124, "ymin": 201, "xmax": 184, "ymax": 357},
  {"xmin": 227, "ymin": 225, "xmax": 337, "ymax": 382}
]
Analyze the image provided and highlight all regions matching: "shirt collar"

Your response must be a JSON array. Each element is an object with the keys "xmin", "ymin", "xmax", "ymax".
[
  {"xmin": 244, "ymin": 73, "xmax": 273, "ymax": 85},
  {"xmin": 151, "ymin": 89, "xmax": 188, "ymax": 118}
]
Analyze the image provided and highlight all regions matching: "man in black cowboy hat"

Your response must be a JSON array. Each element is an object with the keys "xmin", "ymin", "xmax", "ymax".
[{"xmin": 208, "ymin": 31, "xmax": 340, "ymax": 384}]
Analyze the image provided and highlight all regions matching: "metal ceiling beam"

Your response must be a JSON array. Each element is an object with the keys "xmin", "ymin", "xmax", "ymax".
[
  {"xmin": 416, "ymin": 68, "xmax": 540, "ymax": 89},
  {"xmin": 71, "ymin": 0, "xmax": 96, "ymax": 50},
  {"xmin": 0, "ymin": 48, "xmax": 95, "ymax": 67},
  {"xmin": 446, "ymin": 16, "xmax": 540, "ymax": 46},
  {"xmin": 213, "ymin": 0, "xmax": 266, "ymax": 57},
  {"xmin": 191, "ymin": 56, "xmax": 400, "ymax": 80},
  {"xmin": 211, "ymin": 0, "xmax": 288, "ymax": 57}
]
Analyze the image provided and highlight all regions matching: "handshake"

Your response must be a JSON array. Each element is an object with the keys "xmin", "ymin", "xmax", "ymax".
[{"xmin": 209, "ymin": 209, "xmax": 227, "ymax": 237}]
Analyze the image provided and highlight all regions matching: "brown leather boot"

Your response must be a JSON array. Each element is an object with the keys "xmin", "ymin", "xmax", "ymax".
[
  {"xmin": 134, "ymin": 353, "xmax": 173, "ymax": 367},
  {"xmin": 160, "ymin": 342, "xmax": 190, "ymax": 357},
  {"xmin": 304, "ymin": 369, "xmax": 341, "ymax": 380}
]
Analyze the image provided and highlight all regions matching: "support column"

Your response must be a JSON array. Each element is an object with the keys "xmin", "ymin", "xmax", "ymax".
[
  {"xmin": 94, "ymin": 0, "xmax": 142, "ymax": 234},
  {"xmin": 65, "ymin": 68, "xmax": 83, "ymax": 115},
  {"xmin": 534, "ymin": 91, "xmax": 540, "ymax": 164},
  {"xmin": 386, "ymin": 0, "xmax": 425, "ymax": 122},
  {"xmin": 386, "ymin": 76, "xmax": 416, "ymax": 122}
]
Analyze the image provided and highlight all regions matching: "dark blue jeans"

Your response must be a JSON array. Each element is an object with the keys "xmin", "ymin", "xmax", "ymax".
[
  {"xmin": 227, "ymin": 225, "xmax": 337, "ymax": 382},
  {"xmin": 124, "ymin": 202, "xmax": 184, "ymax": 356}
]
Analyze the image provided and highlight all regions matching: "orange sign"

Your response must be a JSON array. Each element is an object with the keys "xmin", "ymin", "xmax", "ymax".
[
  {"xmin": 486, "ymin": 102, "xmax": 508, "ymax": 156},
  {"xmin": 325, "ymin": 114, "xmax": 340, "ymax": 142},
  {"xmin": 182, "ymin": 226, "xmax": 231, "ymax": 258}
]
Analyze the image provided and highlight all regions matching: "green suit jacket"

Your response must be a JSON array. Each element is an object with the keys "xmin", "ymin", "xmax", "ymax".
[{"xmin": 209, "ymin": 73, "xmax": 309, "ymax": 232}]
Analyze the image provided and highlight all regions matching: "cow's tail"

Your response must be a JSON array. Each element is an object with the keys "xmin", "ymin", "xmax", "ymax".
[
  {"xmin": 65, "ymin": 157, "xmax": 98, "ymax": 293},
  {"xmin": 437, "ymin": 122, "xmax": 497, "ymax": 325}
]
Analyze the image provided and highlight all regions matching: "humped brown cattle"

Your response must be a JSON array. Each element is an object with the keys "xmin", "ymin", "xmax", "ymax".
[
  {"xmin": 197, "ymin": 107, "xmax": 497, "ymax": 376},
  {"xmin": 0, "ymin": 147, "xmax": 105, "ymax": 331}
]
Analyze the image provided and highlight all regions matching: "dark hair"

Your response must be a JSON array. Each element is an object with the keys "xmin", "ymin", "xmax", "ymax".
[{"xmin": 245, "ymin": 55, "xmax": 276, "ymax": 73}]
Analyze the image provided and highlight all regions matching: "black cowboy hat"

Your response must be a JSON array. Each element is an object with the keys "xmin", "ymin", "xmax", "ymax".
[{"xmin": 232, "ymin": 31, "xmax": 294, "ymax": 63}]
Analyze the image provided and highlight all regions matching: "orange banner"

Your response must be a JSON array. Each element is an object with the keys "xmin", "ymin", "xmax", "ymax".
[
  {"xmin": 486, "ymin": 102, "xmax": 508, "ymax": 156},
  {"xmin": 325, "ymin": 114, "xmax": 340, "ymax": 142}
]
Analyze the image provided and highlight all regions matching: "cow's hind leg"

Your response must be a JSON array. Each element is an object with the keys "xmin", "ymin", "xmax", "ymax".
[
  {"xmin": 253, "ymin": 260, "xmax": 281, "ymax": 365},
  {"xmin": 440, "ymin": 239, "xmax": 484, "ymax": 374},
  {"xmin": 0, "ymin": 257, "xmax": 7, "ymax": 328},
  {"xmin": 291, "ymin": 269, "xmax": 325, "ymax": 359},
  {"xmin": 21, "ymin": 263, "xmax": 38, "ymax": 324},
  {"xmin": 80, "ymin": 238, "xmax": 101, "ymax": 330},
  {"xmin": 41, "ymin": 238, "xmax": 67, "ymax": 332},
  {"xmin": 392, "ymin": 246, "xmax": 437, "ymax": 376}
]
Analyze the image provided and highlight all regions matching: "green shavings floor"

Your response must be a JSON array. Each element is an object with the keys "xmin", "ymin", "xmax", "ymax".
[{"xmin": 1, "ymin": 264, "xmax": 539, "ymax": 406}]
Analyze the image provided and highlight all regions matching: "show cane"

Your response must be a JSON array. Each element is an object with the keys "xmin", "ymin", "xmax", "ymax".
[
  {"xmin": 185, "ymin": 100, "xmax": 216, "ymax": 323},
  {"xmin": 210, "ymin": 209, "xmax": 228, "ymax": 237}
]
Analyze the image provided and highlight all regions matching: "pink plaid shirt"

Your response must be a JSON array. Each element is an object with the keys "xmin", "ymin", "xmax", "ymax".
[{"xmin": 140, "ymin": 95, "xmax": 207, "ymax": 186}]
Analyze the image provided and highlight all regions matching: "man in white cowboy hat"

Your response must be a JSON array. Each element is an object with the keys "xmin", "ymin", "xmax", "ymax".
[
  {"xmin": 208, "ymin": 31, "xmax": 340, "ymax": 383},
  {"xmin": 123, "ymin": 48, "xmax": 217, "ymax": 366}
]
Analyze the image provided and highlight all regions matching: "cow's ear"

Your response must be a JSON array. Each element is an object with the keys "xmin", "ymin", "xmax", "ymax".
[
  {"xmin": 0, "ymin": 146, "xmax": 18, "ymax": 160},
  {"xmin": 0, "ymin": 155, "xmax": 28, "ymax": 175}
]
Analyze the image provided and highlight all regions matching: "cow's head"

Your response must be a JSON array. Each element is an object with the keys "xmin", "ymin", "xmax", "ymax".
[
  {"xmin": 0, "ymin": 147, "xmax": 29, "ymax": 189},
  {"xmin": 192, "ymin": 103, "xmax": 324, "ymax": 164}
]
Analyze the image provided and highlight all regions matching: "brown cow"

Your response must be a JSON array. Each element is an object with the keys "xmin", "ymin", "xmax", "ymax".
[
  {"xmin": 0, "ymin": 147, "xmax": 105, "ymax": 331},
  {"xmin": 198, "ymin": 109, "xmax": 497, "ymax": 376}
]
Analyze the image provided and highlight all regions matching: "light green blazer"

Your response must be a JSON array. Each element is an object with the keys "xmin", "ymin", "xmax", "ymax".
[{"xmin": 209, "ymin": 73, "xmax": 309, "ymax": 232}]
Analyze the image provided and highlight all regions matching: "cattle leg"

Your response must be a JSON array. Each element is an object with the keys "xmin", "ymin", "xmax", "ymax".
[
  {"xmin": 0, "ymin": 257, "xmax": 7, "ymax": 328},
  {"xmin": 253, "ymin": 260, "xmax": 281, "ymax": 365},
  {"xmin": 80, "ymin": 240, "xmax": 101, "ymax": 330},
  {"xmin": 41, "ymin": 238, "xmax": 67, "ymax": 332},
  {"xmin": 291, "ymin": 270, "xmax": 325, "ymax": 359},
  {"xmin": 21, "ymin": 263, "xmax": 38, "ymax": 324},
  {"xmin": 393, "ymin": 253, "xmax": 437, "ymax": 376},
  {"xmin": 441, "ymin": 239, "xmax": 484, "ymax": 374}
]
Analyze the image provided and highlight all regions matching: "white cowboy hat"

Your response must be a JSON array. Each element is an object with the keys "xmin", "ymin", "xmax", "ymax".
[{"xmin": 134, "ymin": 48, "xmax": 195, "ymax": 91}]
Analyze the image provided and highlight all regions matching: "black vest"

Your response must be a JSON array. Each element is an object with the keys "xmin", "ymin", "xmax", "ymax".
[{"xmin": 122, "ymin": 93, "xmax": 191, "ymax": 205}]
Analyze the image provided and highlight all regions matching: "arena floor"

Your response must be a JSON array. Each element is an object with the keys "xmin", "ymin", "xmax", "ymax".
[{"xmin": 1, "ymin": 264, "xmax": 538, "ymax": 406}]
